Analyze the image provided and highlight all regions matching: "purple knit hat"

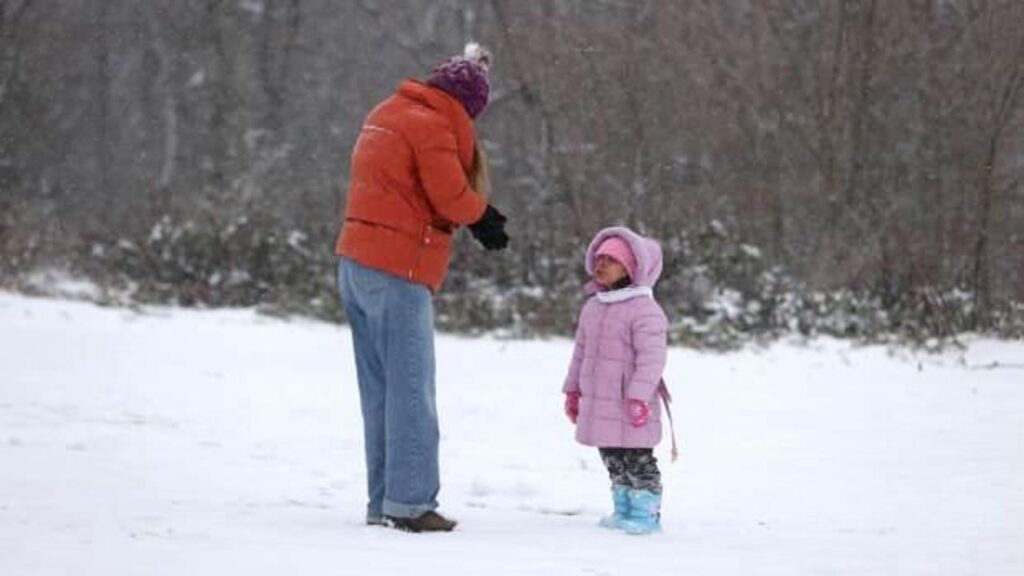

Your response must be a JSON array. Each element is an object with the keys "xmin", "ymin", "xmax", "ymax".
[{"xmin": 426, "ymin": 42, "xmax": 491, "ymax": 119}]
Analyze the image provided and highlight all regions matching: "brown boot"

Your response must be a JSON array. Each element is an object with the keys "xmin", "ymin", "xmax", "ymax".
[{"xmin": 383, "ymin": 511, "xmax": 457, "ymax": 533}]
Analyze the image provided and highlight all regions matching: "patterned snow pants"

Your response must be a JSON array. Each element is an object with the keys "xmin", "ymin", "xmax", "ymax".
[{"xmin": 598, "ymin": 448, "xmax": 662, "ymax": 494}]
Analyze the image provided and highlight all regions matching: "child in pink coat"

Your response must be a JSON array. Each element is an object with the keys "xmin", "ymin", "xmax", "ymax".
[{"xmin": 563, "ymin": 226, "xmax": 669, "ymax": 535}]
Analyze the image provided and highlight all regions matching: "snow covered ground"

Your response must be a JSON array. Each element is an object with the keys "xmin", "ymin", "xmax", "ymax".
[{"xmin": 1, "ymin": 292, "xmax": 1022, "ymax": 575}]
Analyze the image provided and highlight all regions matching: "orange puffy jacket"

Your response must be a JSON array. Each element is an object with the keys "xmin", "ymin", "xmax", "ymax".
[{"xmin": 335, "ymin": 80, "xmax": 488, "ymax": 292}]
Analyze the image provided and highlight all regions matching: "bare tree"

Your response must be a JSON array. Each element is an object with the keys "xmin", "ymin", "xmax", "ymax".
[
  {"xmin": 3, "ymin": 0, "xmax": 1023, "ymax": 332},
  {"xmin": 965, "ymin": 1, "xmax": 1024, "ymax": 322}
]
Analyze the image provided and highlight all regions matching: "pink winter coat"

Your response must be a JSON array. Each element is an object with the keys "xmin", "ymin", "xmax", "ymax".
[{"xmin": 563, "ymin": 227, "xmax": 669, "ymax": 448}]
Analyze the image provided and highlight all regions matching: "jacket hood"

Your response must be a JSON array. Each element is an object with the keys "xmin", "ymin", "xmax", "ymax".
[{"xmin": 585, "ymin": 226, "xmax": 663, "ymax": 289}]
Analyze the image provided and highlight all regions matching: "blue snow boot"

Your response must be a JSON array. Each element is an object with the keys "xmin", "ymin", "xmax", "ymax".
[
  {"xmin": 620, "ymin": 489, "xmax": 661, "ymax": 535},
  {"xmin": 598, "ymin": 485, "xmax": 631, "ymax": 529}
]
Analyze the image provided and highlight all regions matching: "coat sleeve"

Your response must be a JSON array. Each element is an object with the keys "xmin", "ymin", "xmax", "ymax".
[
  {"xmin": 625, "ymin": 305, "xmax": 668, "ymax": 402},
  {"xmin": 562, "ymin": 311, "xmax": 587, "ymax": 394},
  {"xmin": 414, "ymin": 129, "xmax": 488, "ymax": 226}
]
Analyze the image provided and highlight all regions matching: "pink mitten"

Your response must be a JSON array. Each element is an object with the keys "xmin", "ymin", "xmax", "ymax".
[
  {"xmin": 627, "ymin": 399, "xmax": 650, "ymax": 427},
  {"xmin": 564, "ymin": 392, "xmax": 581, "ymax": 424}
]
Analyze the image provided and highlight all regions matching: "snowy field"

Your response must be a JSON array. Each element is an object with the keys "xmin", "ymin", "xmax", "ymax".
[{"xmin": 1, "ymin": 292, "xmax": 1022, "ymax": 576}]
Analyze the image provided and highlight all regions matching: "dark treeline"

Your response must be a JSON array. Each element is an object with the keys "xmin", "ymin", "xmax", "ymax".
[{"xmin": 2, "ymin": 1, "xmax": 1023, "ymax": 346}]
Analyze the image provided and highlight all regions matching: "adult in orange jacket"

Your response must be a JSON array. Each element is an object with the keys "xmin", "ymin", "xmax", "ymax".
[{"xmin": 335, "ymin": 43, "xmax": 508, "ymax": 533}]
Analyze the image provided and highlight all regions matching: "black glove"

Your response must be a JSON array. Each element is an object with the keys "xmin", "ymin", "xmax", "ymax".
[{"xmin": 468, "ymin": 204, "xmax": 509, "ymax": 251}]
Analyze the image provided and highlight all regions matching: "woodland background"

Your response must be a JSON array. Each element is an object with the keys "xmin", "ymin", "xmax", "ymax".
[{"xmin": 2, "ymin": 0, "xmax": 1022, "ymax": 347}]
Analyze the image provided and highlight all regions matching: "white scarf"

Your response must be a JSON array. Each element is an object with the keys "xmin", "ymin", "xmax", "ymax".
[{"xmin": 595, "ymin": 285, "xmax": 653, "ymax": 303}]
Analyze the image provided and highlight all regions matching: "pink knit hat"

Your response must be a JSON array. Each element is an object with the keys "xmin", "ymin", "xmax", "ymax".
[{"xmin": 594, "ymin": 236, "xmax": 637, "ymax": 280}]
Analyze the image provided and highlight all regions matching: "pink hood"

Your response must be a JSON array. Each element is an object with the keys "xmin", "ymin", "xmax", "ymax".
[{"xmin": 584, "ymin": 227, "xmax": 664, "ymax": 289}]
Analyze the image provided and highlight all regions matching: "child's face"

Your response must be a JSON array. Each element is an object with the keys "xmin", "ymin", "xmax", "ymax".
[{"xmin": 594, "ymin": 254, "xmax": 629, "ymax": 287}]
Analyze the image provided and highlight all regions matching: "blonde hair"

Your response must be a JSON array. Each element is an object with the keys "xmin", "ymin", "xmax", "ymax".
[{"xmin": 468, "ymin": 137, "xmax": 490, "ymax": 199}]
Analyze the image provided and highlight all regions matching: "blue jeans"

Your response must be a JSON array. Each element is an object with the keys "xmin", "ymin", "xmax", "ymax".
[{"xmin": 337, "ymin": 257, "xmax": 440, "ymax": 521}]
